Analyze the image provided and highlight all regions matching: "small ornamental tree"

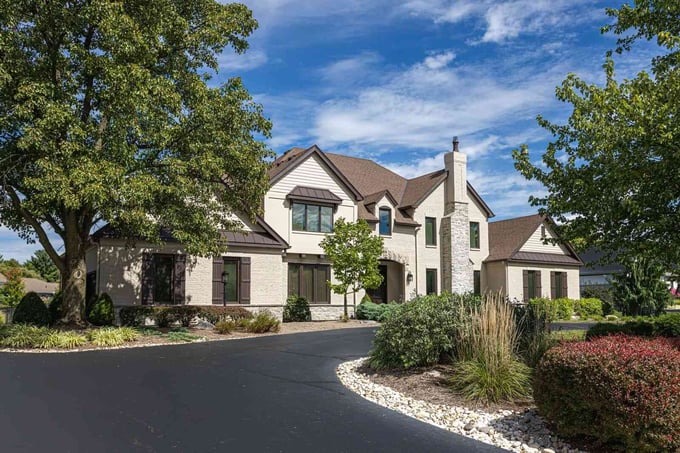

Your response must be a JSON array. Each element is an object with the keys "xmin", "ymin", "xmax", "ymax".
[
  {"xmin": 320, "ymin": 218, "xmax": 384, "ymax": 319},
  {"xmin": 0, "ymin": 268, "xmax": 25, "ymax": 307}
]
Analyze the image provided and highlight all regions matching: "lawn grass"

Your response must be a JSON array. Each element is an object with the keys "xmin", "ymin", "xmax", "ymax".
[{"xmin": 550, "ymin": 329, "xmax": 586, "ymax": 341}]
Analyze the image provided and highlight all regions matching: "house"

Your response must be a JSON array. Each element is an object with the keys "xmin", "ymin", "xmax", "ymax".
[
  {"xmin": 486, "ymin": 215, "xmax": 583, "ymax": 302},
  {"xmin": 87, "ymin": 140, "xmax": 578, "ymax": 319},
  {"xmin": 21, "ymin": 277, "xmax": 59, "ymax": 300},
  {"xmin": 579, "ymin": 248, "xmax": 624, "ymax": 290}
]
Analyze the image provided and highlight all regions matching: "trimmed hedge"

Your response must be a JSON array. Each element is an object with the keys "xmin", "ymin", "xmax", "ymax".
[
  {"xmin": 87, "ymin": 293, "xmax": 115, "ymax": 326},
  {"xmin": 118, "ymin": 305, "xmax": 253, "ymax": 327},
  {"xmin": 534, "ymin": 335, "xmax": 680, "ymax": 452},
  {"xmin": 574, "ymin": 298, "xmax": 603, "ymax": 319},
  {"xmin": 369, "ymin": 293, "xmax": 479, "ymax": 369},
  {"xmin": 12, "ymin": 292, "xmax": 50, "ymax": 326},
  {"xmin": 356, "ymin": 301, "xmax": 399, "ymax": 322},
  {"xmin": 283, "ymin": 295, "xmax": 311, "ymax": 322},
  {"xmin": 586, "ymin": 313, "xmax": 680, "ymax": 340},
  {"xmin": 529, "ymin": 297, "xmax": 574, "ymax": 321}
]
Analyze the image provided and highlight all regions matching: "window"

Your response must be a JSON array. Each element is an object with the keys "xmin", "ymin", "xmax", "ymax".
[
  {"xmin": 527, "ymin": 270, "xmax": 536, "ymax": 300},
  {"xmin": 470, "ymin": 222, "xmax": 480, "ymax": 249},
  {"xmin": 552, "ymin": 271, "xmax": 567, "ymax": 299},
  {"xmin": 288, "ymin": 263, "xmax": 330, "ymax": 303},
  {"xmin": 425, "ymin": 217, "xmax": 437, "ymax": 246},
  {"xmin": 292, "ymin": 203, "xmax": 333, "ymax": 233},
  {"xmin": 474, "ymin": 270, "xmax": 481, "ymax": 296},
  {"xmin": 379, "ymin": 208, "xmax": 391, "ymax": 235},
  {"xmin": 153, "ymin": 254, "xmax": 175, "ymax": 304},
  {"xmin": 426, "ymin": 269, "xmax": 437, "ymax": 295},
  {"xmin": 223, "ymin": 259, "xmax": 239, "ymax": 304}
]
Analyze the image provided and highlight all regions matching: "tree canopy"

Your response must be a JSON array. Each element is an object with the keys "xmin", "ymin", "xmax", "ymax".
[
  {"xmin": 0, "ymin": 1, "xmax": 272, "ymax": 324},
  {"xmin": 320, "ymin": 218, "xmax": 384, "ymax": 319},
  {"xmin": 513, "ymin": 0, "xmax": 680, "ymax": 267},
  {"xmin": 24, "ymin": 250, "xmax": 60, "ymax": 282}
]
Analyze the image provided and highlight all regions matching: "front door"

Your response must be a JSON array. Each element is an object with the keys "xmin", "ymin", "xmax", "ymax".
[{"xmin": 367, "ymin": 265, "xmax": 388, "ymax": 304}]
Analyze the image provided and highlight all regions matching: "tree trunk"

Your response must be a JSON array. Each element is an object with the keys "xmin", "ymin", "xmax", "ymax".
[
  {"xmin": 353, "ymin": 291, "xmax": 357, "ymax": 319},
  {"xmin": 59, "ymin": 231, "xmax": 88, "ymax": 326},
  {"xmin": 343, "ymin": 292, "xmax": 348, "ymax": 319}
]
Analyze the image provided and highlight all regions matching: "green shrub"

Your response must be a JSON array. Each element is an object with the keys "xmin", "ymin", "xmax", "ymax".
[
  {"xmin": 87, "ymin": 293, "xmax": 115, "ymax": 326},
  {"xmin": 513, "ymin": 301, "xmax": 553, "ymax": 368},
  {"xmin": 87, "ymin": 327, "xmax": 139, "ymax": 346},
  {"xmin": 166, "ymin": 329, "xmax": 202, "ymax": 342},
  {"xmin": 119, "ymin": 306, "xmax": 154, "ymax": 327},
  {"xmin": 534, "ymin": 335, "xmax": 680, "ymax": 452},
  {"xmin": 356, "ymin": 301, "xmax": 399, "ymax": 321},
  {"xmin": 575, "ymin": 298, "xmax": 603, "ymax": 319},
  {"xmin": 655, "ymin": 313, "xmax": 680, "ymax": 336},
  {"xmin": 48, "ymin": 292, "xmax": 63, "ymax": 325},
  {"xmin": 369, "ymin": 293, "xmax": 479, "ymax": 369},
  {"xmin": 586, "ymin": 313, "xmax": 680, "ymax": 340},
  {"xmin": 197, "ymin": 306, "xmax": 253, "ymax": 324},
  {"xmin": 214, "ymin": 320, "xmax": 236, "ymax": 334},
  {"xmin": 528, "ymin": 297, "xmax": 574, "ymax": 321},
  {"xmin": 581, "ymin": 286, "xmax": 616, "ymax": 314},
  {"xmin": 12, "ymin": 292, "xmax": 50, "ymax": 326},
  {"xmin": 0, "ymin": 324, "xmax": 87, "ymax": 349},
  {"xmin": 245, "ymin": 310, "xmax": 281, "ymax": 333},
  {"xmin": 283, "ymin": 295, "xmax": 311, "ymax": 322}
]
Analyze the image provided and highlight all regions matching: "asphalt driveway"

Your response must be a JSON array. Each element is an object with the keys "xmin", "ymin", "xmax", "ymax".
[{"xmin": 0, "ymin": 328, "xmax": 501, "ymax": 452}]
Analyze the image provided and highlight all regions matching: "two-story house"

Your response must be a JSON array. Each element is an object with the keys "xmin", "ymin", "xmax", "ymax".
[{"xmin": 86, "ymin": 139, "xmax": 578, "ymax": 320}]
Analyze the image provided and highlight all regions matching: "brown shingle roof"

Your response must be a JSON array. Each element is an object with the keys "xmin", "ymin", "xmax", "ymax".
[
  {"xmin": 22, "ymin": 278, "xmax": 59, "ymax": 295},
  {"xmin": 486, "ymin": 214, "xmax": 582, "ymax": 265},
  {"xmin": 401, "ymin": 170, "xmax": 447, "ymax": 208},
  {"xmin": 325, "ymin": 153, "xmax": 408, "ymax": 201}
]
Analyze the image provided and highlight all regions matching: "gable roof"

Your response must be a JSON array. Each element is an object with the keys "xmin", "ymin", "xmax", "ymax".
[
  {"xmin": 268, "ymin": 145, "xmax": 363, "ymax": 201},
  {"xmin": 22, "ymin": 278, "xmax": 59, "ymax": 295},
  {"xmin": 486, "ymin": 214, "xmax": 582, "ymax": 266}
]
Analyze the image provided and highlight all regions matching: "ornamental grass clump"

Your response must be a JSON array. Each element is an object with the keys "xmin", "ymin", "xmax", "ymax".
[
  {"xmin": 449, "ymin": 294, "xmax": 532, "ymax": 404},
  {"xmin": 87, "ymin": 327, "xmax": 139, "ymax": 347},
  {"xmin": 534, "ymin": 335, "xmax": 680, "ymax": 452},
  {"xmin": 245, "ymin": 310, "xmax": 281, "ymax": 333}
]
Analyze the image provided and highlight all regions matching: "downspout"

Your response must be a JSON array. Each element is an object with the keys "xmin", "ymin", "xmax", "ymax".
[
  {"xmin": 97, "ymin": 242, "xmax": 101, "ymax": 296},
  {"xmin": 414, "ymin": 226, "xmax": 420, "ymax": 295}
]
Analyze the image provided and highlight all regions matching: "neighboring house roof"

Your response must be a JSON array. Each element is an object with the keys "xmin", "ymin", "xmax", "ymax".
[
  {"xmin": 270, "ymin": 145, "xmax": 494, "ymax": 228},
  {"xmin": 579, "ymin": 248, "xmax": 625, "ymax": 276},
  {"xmin": 92, "ymin": 215, "xmax": 289, "ymax": 250},
  {"xmin": 22, "ymin": 278, "xmax": 59, "ymax": 295},
  {"xmin": 486, "ymin": 214, "xmax": 582, "ymax": 266},
  {"xmin": 287, "ymin": 186, "xmax": 342, "ymax": 205}
]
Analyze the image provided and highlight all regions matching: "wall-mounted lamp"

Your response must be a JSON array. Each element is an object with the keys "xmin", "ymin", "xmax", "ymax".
[{"xmin": 406, "ymin": 271, "xmax": 413, "ymax": 284}]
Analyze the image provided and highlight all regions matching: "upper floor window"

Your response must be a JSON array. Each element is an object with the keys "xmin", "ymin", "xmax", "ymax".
[
  {"xmin": 292, "ymin": 203, "xmax": 333, "ymax": 233},
  {"xmin": 425, "ymin": 217, "xmax": 436, "ymax": 246},
  {"xmin": 470, "ymin": 222, "xmax": 480, "ymax": 249},
  {"xmin": 379, "ymin": 207, "xmax": 391, "ymax": 235}
]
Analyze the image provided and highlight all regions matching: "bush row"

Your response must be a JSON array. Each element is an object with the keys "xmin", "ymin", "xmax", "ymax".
[
  {"xmin": 119, "ymin": 305, "xmax": 254, "ymax": 327},
  {"xmin": 356, "ymin": 301, "xmax": 399, "ymax": 322},
  {"xmin": 214, "ymin": 310, "xmax": 281, "ymax": 334},
  {"xmin": 0, "ymin": 324, "xmax": 139, "ymax": 349},
  {"xmin": 585, "ymin": 313, "xmax": 680, "ymax": 339},
  {"xmin": 528, "ymin": 297, "xmax": 603, "ymax": 321},
  {"xmin": 534, "ymin": 335, "xmax": 680, "ymax": 452}
]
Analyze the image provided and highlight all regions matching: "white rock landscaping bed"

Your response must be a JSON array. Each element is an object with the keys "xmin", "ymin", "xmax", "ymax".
[{"xmin": 337, "ymin": 358, "xmax": 585, "ymax": 453}]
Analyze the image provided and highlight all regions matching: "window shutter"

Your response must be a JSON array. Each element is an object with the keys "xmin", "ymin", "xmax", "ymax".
[
  {"xmin": 142, "ymin": 253, "xmax": 154, "ymax": 305},
  {"xmin": 212, "ymin": 257, "xmax": 224, "ymax": 305},
  {"xmin": 174, "ymin": 254, "xmax": 186, "ymax": 305},
  {"xmin": 550, "ymin": 272, "xmax": 556, "ymax": 299},
  {"xmin": 535, "ymin": 271, "xmax": 542, "ymax": 298},
  {"xmin": 561, "ymin": 272, "xmax": 568, "ymax": 299},
  {"xmin": 522, "ymin": 270, "xmax": 529, "ymax": 302},
  {"xmin": 240, "ymin": 257, "xmax": 251, "ymax": 304}
]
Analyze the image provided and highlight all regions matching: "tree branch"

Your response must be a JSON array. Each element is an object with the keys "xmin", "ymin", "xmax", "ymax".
[{"xmin": 5, "ymin": 186, "xmax": 65, "ymax": 273}]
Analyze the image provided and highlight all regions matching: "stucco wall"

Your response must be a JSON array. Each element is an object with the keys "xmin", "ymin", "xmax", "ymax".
[
  {"xmin": 506, "ymin": 263, "xmax": 581, "ymax": 301},
  {"xmin": 484, "ymin": 261, "xmax": 507, "ymax": 295}
]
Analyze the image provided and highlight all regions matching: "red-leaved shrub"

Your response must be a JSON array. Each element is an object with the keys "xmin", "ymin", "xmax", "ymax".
[{"xmin": 534, "ymin": 335, "xmax": 680, "ymax": 452}]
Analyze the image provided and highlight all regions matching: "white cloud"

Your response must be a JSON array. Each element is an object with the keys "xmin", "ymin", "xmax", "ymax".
[
  {"xmin": 320, "ymin": 52, "xmax": 383, "ymax": 85},
  {"xmin": 217, "ymin": 48, "xmax": 268, "ymax": 72},
  {"xmin": 423, "ymin": 51, "xmax": 455, "ymax": 70}
]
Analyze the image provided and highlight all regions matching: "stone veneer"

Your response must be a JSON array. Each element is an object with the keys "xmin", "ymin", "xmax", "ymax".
[{"xmin": 441, "ymin": 202, "xmax": 473, "ymax": 293}]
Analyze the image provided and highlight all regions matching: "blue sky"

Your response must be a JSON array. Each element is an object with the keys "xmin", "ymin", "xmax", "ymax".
[{"xmin": 0, "ymin": 0, "xmax": 656, "ymax": 262}]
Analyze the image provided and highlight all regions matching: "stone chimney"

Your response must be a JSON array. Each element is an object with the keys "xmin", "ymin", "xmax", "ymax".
[{"xmin": 441, "ymin": 137, "xmax": 473, "ymax": 294}]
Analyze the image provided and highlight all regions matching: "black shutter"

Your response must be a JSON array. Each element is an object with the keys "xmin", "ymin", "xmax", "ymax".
[
  {"xmin": 174, "ymin": 254, "xmax": 186, "ymax": 304},
  {"xmin": 240, "ymin": 257, "xmax": 251, "ymax": 304},
  {"xmin": 212, "ymin": 257, "xmax": 224, "ymax": 305},
  {"xmin": 561, "ymin": 272, "xmax": 568, "ymax": 299},
  {"xmin": 522, "ymin": 270, "xmax": 529, "ymax": 302},
  {"xmin": 550, "ymin": 272, "xmax": 556, "ymax": 299},
  {"xmin": 535, "ymin": 271, "xmax": 542, "ymax": 298},
  {"xmin": 142, "ymin": 253, "xmax": 154, "ymax": 305}
]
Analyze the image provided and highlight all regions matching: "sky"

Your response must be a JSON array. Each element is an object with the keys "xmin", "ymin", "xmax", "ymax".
[{"xmin": 0, "ymin": 0, "xmax": 657, "ymax": 262}]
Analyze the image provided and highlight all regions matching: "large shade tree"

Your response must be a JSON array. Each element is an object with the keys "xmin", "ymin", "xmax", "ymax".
[
  {"xmin": 0, "ymin": 1, "xmax": 272, "ymax": 325},
  {"xmin": 513, "ymin": 0, "xmax": 680, "ymax": 268}
]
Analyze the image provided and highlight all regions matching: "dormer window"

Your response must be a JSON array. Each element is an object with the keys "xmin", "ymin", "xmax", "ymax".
[
  {"xmin": 292, "ymin": 202, "xmax": 333, "ymax": 233},
  {"xmin": 379, "ymin": 207, "xmax": 391, "ymax": 235}
]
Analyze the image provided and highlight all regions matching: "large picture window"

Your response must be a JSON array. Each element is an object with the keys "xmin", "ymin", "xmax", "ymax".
[
  {"xmin": 292, "ymin": 203, "xmax": 333, "ymax": 233},
  {"xmin": 469, "ymin": 222, "xmax": 480, "ymax": 249},
  {"xmin": 425, "ymin": 217, "xmax": 436, "ymax": 246},
  {"xmin": 288, "ymin": 263, "xmax": 330, "ymax": 303},
  {"xmin": 379, "ymin": 207, "xmax": 391, "ymax": 235}
]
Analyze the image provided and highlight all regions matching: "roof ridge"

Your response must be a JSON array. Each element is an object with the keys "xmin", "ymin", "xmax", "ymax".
[
  {"xmin": 406, "ymin": 168, "xmax": 446, "ymax": 181},
  {"xmin": 490, "ymin": 213, "xmax": 543, "ymax": 224}
]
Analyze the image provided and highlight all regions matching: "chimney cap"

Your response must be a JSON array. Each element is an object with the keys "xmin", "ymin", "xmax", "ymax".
[{"xmin": 452, "ymin": 136, "xmax": 459, "ymax": 152}]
